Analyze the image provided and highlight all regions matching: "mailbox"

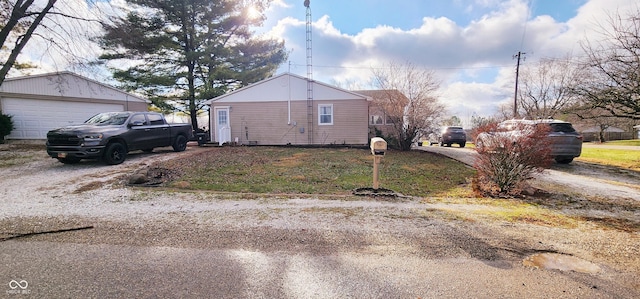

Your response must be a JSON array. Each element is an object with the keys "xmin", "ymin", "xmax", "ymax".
[{"xmin": 370, "ymin": 137, "xmax": 387, "ymax": 156}]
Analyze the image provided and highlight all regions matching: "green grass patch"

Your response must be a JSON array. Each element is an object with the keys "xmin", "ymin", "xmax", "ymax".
[
  {"xmin": 601, "ymin": 139, "xmax": 640, "ymax": 146},
  {"xmin": 431, "ymin": 200, "xmax": 580, "ymax": 228},
  {"xmin": 578, "ymin": 148, "xmax": 640, "ymax": 171},
  {"xmin": 159, "ymin": 147, "xmax": 475, "ymax": 197}
]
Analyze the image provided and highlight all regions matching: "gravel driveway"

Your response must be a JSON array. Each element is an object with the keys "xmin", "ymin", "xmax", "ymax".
[
  {"xmin": 1, "ymin": 143, "xmax": 639, "ymax": 298},
  {"xmin": 417, "ymin": 144, "xmax": 640, "ymax": 201}
]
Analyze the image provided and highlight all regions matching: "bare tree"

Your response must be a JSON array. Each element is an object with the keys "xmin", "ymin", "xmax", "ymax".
[
  {"xmin": 370, "ymin": 61, "xmax": 445, "ymax": 150},
  {"xmin": 0, "ymin": 0, "xmax": 105, "ymax": 86},
  {"xmin": 0, "ymin": 0, "xmax": 57, "ymax": 85},
  {"xmin": 441, "ymin": 116, "xmax": 462, "ymax": 127},
  {"xmin": 517, "ymin": 55, "xmax": 585, "ymax": 119},
  {"xmin": 572, "ymin": 8, "xmax": 640, "ymax": 120}
]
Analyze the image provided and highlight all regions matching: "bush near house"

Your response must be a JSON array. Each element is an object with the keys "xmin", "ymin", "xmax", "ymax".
[
  {"xmin": 472, "ymin": 122, "xmax": 553, "ymax": 197},
  {"xmin": 0, "ymin": 113, "xmax": 15, "ymax": 143}
]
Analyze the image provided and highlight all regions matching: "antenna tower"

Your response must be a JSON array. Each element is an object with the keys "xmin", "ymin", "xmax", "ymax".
[{"xmin": 304, "ymin": 0, "xmax": 313, "ymax": 144}]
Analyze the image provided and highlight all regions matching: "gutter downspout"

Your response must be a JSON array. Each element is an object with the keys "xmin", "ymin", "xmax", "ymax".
[{"xmin": 287, "ymin": 74, "xmax": 291, "ymax": 125}]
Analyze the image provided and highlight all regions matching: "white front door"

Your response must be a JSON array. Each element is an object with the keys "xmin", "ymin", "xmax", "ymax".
[{"xmin": 214, "ymin": 107, "xmax": 231, "ymax": 145}]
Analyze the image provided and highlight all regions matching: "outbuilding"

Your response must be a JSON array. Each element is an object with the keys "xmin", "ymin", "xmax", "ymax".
[
  {"xmin": 204, "ymin": 73, "xmax": 370, "ymax": 146},
  {"xmin": 0, "ymin": 71, "xmax": 149, "ymax": 140}
]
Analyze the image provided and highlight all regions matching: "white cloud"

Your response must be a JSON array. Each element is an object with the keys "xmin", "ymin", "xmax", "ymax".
[
  {"xmin": 10, "ymin": 0, "xmax": 639, "ymax": 121},
  {"xmin": 268, "ymin": 0, "xmax": 639, "ymax": 121}
]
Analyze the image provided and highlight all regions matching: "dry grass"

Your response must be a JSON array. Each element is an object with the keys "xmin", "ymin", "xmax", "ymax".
[{"xmin": 152, "ymin": 146, "xmax": 475, "ymax": 198}]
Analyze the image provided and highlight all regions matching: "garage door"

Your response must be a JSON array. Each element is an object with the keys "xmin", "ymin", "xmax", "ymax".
[{"xmin": 2, "ymin": 98, "xmax": 124, "ymax": 139}]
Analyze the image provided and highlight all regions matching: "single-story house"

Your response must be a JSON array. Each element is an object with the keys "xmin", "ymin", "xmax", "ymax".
[
  {"xmin": 575, "ymin": 125, "xmax": 634, "ymax": 142},
  {"xmin": 0, "ymin": 71, "xmax": 149, "ymax": 140},
  {"xmin": 353, "ymin": 89, "xmax": 408, "ymax": 140},
  {"xmin": 204, "ymin": 73, "xmax": 371, "ymax": 146}
]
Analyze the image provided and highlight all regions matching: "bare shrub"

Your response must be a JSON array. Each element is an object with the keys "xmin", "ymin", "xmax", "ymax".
[{"xmin": 473, "ymin": 122, "xmax": 553, "ymax": 197}]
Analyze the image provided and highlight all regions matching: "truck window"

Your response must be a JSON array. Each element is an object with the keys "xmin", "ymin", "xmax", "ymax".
[
  {"xmin": 148, "ymin": 114, "xmax": 166, "ymax": 125},
  {"xmin": 86, "ymin": 112, "xmax": 131, "ymax": 125},
  {"xmin": 130, "ymin": 114, "xmax": 147, "ymax": 125}
]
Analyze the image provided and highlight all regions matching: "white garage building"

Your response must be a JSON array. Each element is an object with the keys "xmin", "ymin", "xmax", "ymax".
[{"xmin": 0, "ymin": 72, "xmax": 149, "ymax": 140}]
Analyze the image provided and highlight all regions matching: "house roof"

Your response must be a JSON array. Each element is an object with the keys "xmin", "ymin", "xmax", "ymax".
[
  {"xmin": 204, "ymin": 72, "xmax": 370, "ymax": 104},
  {"xmin": 352, "ymin": 89, "xmax": 409, "ymax": 104},
  {"xmin": 1, "ymin": 71, "xmax": 150, "ymax": 103}
]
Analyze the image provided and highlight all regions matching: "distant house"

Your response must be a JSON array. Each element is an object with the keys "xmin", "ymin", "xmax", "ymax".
[
  {"xmin": 203, "ymin": 73, "xmax": 370, "ymax": 146},
  {"xmin": 576, "ymin": 125, "xmax": 633, "ymax": 142},
  {"xmin": 578, "ymin": 125, "xmax": 625, "ymax": 133},
  {"xmin": 0, "ymin": 72, "xmax": 149, "ymax": 140}
]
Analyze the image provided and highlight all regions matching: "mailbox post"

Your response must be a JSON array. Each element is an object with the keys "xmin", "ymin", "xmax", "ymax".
[{"xmin": 370, "ymin": 137, "xmax": 387, "ymax": 190}]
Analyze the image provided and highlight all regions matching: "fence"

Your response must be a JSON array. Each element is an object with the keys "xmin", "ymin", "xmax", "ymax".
[{"xmin": 580, "ymin": 131, "xmax": 636, "ymax": 142}]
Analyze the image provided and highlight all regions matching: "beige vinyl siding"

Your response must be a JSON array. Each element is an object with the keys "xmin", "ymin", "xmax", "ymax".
[
  {"xmin": 315, "ymin": 99, "xmax": 368, "ymax": 145},
  {"xmin": 211, "ymin": 98, "xmax": 368, "ymax": 145}
]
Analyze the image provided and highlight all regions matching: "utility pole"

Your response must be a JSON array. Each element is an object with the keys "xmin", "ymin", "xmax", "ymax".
[{"xmin": 513, "ymin": 51, "xmax": 526, "ymax": 118}]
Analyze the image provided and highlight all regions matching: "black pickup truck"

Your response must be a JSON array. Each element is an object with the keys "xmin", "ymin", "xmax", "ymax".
[{"xmin": 46, "ymin": 111, "xmax": 193, "ymax": 165}]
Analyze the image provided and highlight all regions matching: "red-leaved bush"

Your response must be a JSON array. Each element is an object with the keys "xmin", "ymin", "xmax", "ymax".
[{"xmin": 472, "ymin": 121, "xmax": 553, "ymax": 197}]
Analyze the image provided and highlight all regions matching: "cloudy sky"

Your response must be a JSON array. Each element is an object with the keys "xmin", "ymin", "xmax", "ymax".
[
  {"xmin": 12, "ymin": 0, "xmax": 639, "ymax": 125},
  {"xmin": 256, "ymin": 0, "xmax": 638, "ymax": 124}
]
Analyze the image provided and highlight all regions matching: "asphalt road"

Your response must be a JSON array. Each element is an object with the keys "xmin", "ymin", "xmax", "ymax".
[{"xmin": 2, "ymin": 219, "xmax": 631, "ymax": 299}]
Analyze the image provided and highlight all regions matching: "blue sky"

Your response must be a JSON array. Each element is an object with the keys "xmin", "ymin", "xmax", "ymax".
[
  {"xmin": 256, "ymin": 0, "xmax": 636, "ymax": 123},
  {"xmin": 14, "ymin": 0, "xmax": 638, "ymax": 124}
]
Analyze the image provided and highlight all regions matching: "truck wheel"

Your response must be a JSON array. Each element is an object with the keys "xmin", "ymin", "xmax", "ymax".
[
  {"xmin": 57, "ymin": 157, "xmax": 81, "ymax": 164},
  {"xmin": 172, "ymin": 135, "xmax": 187, "ymax": 152},
  {"xmin": 103, "ymin": 142, "xmax": 127, "ymax": 165},
  {"xmin": 460, "ymin": 142, "xmax": 466, "ymax": 148}
]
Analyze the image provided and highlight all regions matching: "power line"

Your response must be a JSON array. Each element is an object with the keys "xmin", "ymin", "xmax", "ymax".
[
  {"xmin": 287, "ymin": 62, "xmax": 515, "ymax": 71},
  {"xmin": 285, "ymin": 52, "xmax": 597, "ymax": 73},
  {"xmin": 521, "ymin": 0, "xmax": 534, "ymax": 50}
]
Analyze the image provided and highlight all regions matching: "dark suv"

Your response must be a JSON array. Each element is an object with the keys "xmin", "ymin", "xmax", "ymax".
[{"xmin": 437, "ymin": 126, "xmax": 467, "ymax": 147}]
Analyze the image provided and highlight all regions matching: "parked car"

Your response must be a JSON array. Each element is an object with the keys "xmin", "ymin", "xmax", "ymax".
[
  {"xmin": 435, "ymin": 126, "xmax": 467, "ymax": 147},
  {"xmin": 475, "ymin": 119, "xmax": 583, "ymax": 164},
  {"xmin": 46, "ymin": 111, "xmax": 193, "ymax": 165}
]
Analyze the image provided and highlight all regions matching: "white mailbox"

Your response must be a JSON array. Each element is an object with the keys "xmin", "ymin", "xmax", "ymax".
[{"xmin": 370, "ymin": 137, "xmax": 387, "ymax": 156}]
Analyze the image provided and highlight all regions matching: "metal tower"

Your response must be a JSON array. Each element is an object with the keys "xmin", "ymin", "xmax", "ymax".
[{"xmin": 304, "ymin": 0, "xmax": 313, "ymax": 144}]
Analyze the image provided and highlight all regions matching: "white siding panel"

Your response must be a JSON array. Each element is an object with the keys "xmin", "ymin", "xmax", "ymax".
[
  {"xmin": 211, "ymin": 73, "xmax": 368, "ymax": 103},
  {"xmin": 2, "ymin": 98, "xmax": 124, "ymax": 139},
  {"xmin": 1, "ymin": 73, "xmax": 148, "ymax": 104}
]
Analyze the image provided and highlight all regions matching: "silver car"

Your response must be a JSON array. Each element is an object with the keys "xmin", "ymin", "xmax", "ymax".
[{"xmin": 476, "ymin": 119, "xmax": 583, "ymax": 164}]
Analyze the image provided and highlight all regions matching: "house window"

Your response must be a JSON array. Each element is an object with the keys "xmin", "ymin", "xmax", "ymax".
[
  {"xmin": 217, "ymin": 109, "xmax": 228, "ymax": 126},
  {"xmin": 370, "ymin": 115, "xmax": 384, "ymax": 125},
  {"xmin": 319, "ymin": 104, "xmax": 333, "ymax": 125},
  {"xmin": 385, "ymin": 113, "xmax": 397, "ymax": 125}
]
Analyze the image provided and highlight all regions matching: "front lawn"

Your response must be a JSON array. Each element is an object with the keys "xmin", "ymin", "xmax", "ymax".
[
  {"xmin": 156, "ymin": 146, "xmax": 475, "ymax": 197},
  {"xmin": 579, "ymin": 147, "xmax": 640, "ymax": 171}
]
